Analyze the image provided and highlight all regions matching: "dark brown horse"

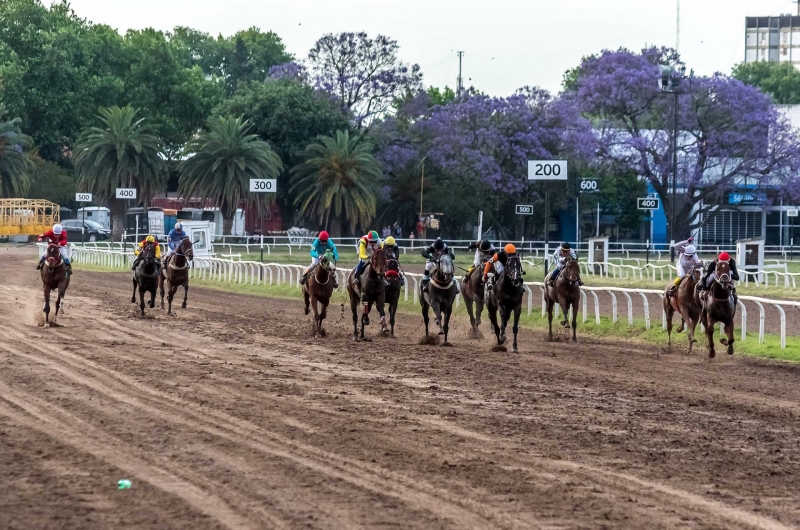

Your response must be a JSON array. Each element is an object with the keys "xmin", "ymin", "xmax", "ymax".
[
  {"xmin": 159, "ymin": 237, "xmax": 194, "ymax": 315},
  {"xmin": 699, "ymin": 260, "xmax": 737, "ymax": 358},
  {"xmin": 485, "ymin": 255, "xmax": 525, "ymax": 352},
  {"xmin": 303, "ymin": 249, "xmax": 336, "ymax": 337},
  {"xmin": 40, "ymin": 243, "xmax": 70, "ymax": 327},
  {"xmin": 544, "ymin": 257, "xmax": 581, "ymax": 342},
  {"xmin": 384, "ymin": 256, "xmax": 403, "ymax": 336},
  {"xmin": 346, "ymin": 248, "xmax": 387, "ymax": 340},
  {"xmin": 663, "ymin": 266, "xmax": 703, "ymax": 353},
  {"xmin": 132, "ymin": 241, "xmax": 159, "ymax": 315},
  {"xmin": 462, "ymin": 267, "xmax": 486, "ymax": 334}
]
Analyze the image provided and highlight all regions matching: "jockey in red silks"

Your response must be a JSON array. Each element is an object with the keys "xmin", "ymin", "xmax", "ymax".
[{"xmin": 37, "ymin": 223, "xmax": 71, "ymax": 273}]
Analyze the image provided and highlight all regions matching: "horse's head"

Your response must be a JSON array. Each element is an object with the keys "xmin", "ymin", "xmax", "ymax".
[
  {"xmin": 434, "ymin": 254, "xmax": 454, "ymax": 284},
  {"xmin": 563, "ymin": 257, "xmax": 580, "ymax": 286},
  {"xmin": 141, "ymin": 242, "xmax": 157, "ymax": 262},
  {"xmin": 386, "ymin": 258, "xmax": 401, "ymax": 283},
  {"xmin": 320, "ymin": 250, "xmax": 336, "ymax": 272},
  {"xmin": 370, "ymin": 248, "xmax": 386, "ymax": 278},
  {"xmin": 505, "ymin": 255, "xmax": 524, "ymax": 287},
  {"xmin": 715, "ymin": 259, "xmax": 732, "ymax": 289},
  {"xmin": 45, "ymin": 243, "xmax": 61, "ymax": 268},
  {"xmin": 180, "ymin": 237, "xmax": 194, "ymax": 261}
]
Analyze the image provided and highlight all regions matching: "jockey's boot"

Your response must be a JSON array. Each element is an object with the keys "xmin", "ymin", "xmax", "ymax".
[
  {"xmin": 64, "ymin": 259, "xmax": 72, "ymax": 274},
  {"xmin": 299, "ymin": 271, "xmax": 309, "ymax": 286},
  {"xmin": 578, "ymin": 278, "xmax": 584, "ymax": 287},
  {"xmin": 399, "ymin": 275, "xmax": 406, "ymax": 287},
  {"xmin": 333, "ymin": 275, "xmax": 339, "ymax": 289},
  {"xmin": 36, "ymin": 258, "xmax": 44, "ymax": 271},
  {"xmin": 667, "ymin": 285, "xmax": 677, "ymax": 297},
  {"xmin": 421, "ymin": 275, "xmax": 430, "ymax": 292}
]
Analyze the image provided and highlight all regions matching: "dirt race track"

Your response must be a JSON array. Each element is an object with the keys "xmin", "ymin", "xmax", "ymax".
[{"xmin": 2, "ymin": 248, "xmax": 800, "ymax": 530}]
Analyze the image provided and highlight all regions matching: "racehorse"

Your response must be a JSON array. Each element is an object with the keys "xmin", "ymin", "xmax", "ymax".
[
  {"xmin": 420, "ymin": 253, "xmax": 457, "ymax": 344},
  {"xmin": 699, "ymin": 260, "xmax": 737, "ymax": 358},
  {"xmin": 303, "ymin": 249, "xmax": 336, "ymax": 337},
  {"xmin": 131, "ymin": 241, "xmax": 159, "ymax": 316},
  {"xmin": 159, "ymin": 237, "xmax": 194, "ymax": 315},
  {"xmin": 384, "ymin": 256, "xmax": 403, "ymax": 336},
  {"xmin": 544, "ymin": 257, "xmax": 581, "ymax": 342},
  {"xmin": 40, "ymin": 242, "xmax": 70, "ymax": 327},
  {"xmin": 663, "ymin": 266, "xmax": 703, "ymax": 353},
  {"xmin": 346, "ymin": 248, "xmax": 387, "ymax": 340},
  {"xmin": 462, "ymin": 267, "xmax": 486, "ymax": 334},
  {"xmin": 485, "ymin": 255, "xmax": 525, "ymax": 352}
]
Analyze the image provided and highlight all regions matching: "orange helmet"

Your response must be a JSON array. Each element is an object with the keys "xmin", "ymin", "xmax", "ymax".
[{"xmin": 504, "ymin": 243, "xmax": 516, "ymax": 254}]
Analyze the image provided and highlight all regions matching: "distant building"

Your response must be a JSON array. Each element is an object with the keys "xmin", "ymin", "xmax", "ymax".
[{"xmin": 745, "ymin": 13, "xmax": 800, "ymax": 66}]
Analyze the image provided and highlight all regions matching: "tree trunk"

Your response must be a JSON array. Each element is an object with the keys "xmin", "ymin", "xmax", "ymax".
[
  {"xmin": 223, "ymin": 215, "xmax": 234, "ymax": 237},
  {"xmin": 111, "ymin": 199, "xmax": 126, "ymax": 242},
  {"xmin": 328, "ymin": 217, "xmax": 342, "ymax": 239},
  {"xmin": 515, "ymin": 216, "xmax": 525, "ymax": 241}
]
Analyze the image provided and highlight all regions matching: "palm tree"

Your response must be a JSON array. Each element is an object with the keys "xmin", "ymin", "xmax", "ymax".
[
  {"xmin": 179, "ymin": 116, "xmax": 282, "ymax": 235},
  {"xmin": 290, "ymin": 130, "xmax": 381, "ymax": 236},
  {"xmin": 74, "ymin": 106, "xmax": 167, "ymax": 239},
  {"xmin": 0, "ymin": 106, "xmax": 32, "ymax": 197}
]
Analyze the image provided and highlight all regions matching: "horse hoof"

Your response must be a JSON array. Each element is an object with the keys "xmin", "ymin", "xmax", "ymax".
[
  {"xmin": 512, "ymin": 347, "xmax": 518, "ymax": 353},
  {"xmin": 719, "ymin": 338, "xmax": 728, "ymax": 346},
  {"xmin": 130, "ymin": 298, "xmax": 136, "ymax": 303},
  {"xmin": 708, "ymin": 350, "xmax": 716, "ymax": 359},
  {"xmin": 43, "ymin": 323, "xmax": 50, "ymax": 329},
  {"xmin": 304, "ymin": 308, "xmax": 310, "ymax": 315},
  {"xmin": 181, "ymin": 303, "xmax": 187, "ymax": 309},
  {"xmin": 438, "ymin": 331, "xmax": 445, "ymax": 335}
]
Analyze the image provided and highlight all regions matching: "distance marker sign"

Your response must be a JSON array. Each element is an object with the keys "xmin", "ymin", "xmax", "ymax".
[
  {"xmin": 75, "ymin": 193, "xmax": 92, "ymax": 202},
  {"xmin": 115, "ymin": 188, "xmax": 137, "ymax": 199},
  {"xmin": 637, "ymin": 197, "xmax": 660, "ymax": 210},
  {"xmin": 249, "ymin": 179, "xmax": 276, "ymax": 192},
  {"xmin": 527, "ymin": 160, "xmax": 567, "ymax": 181},
  {"xmin": 516, "ymin": 204, "xmax": 533, "ymax": 215}
]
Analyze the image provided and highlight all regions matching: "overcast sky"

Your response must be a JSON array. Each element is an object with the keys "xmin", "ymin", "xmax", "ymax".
[{"xmin": 68, "ymin": 0, "xmax": 791, "ymax": 95}]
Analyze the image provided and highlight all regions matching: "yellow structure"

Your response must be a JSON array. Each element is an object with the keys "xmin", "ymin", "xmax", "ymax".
[{"xmin": 0, "ymin": 199, "xmax": 60, "ymax": 236}]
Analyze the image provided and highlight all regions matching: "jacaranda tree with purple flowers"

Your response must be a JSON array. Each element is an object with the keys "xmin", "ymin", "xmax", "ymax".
[
  {"xmin": 308, "ymin": 32, "xmax": 422, "ymax": 129},
  {"xmin": 562, "ymin": 47, "xmax": 800, "ymax": 237}
]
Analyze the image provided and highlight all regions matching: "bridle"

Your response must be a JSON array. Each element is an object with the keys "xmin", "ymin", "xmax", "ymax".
[
  {"xmin": 313, "ymin": 253, "xmax": 336, "ymax": 285},
  {"xmin": 505, "ymin": 256, "xmax": 524, "ymax": 287},
  {"xmin": 45, "ymin": 243, "xmax": 63, "ymax": 269},
  {"xmin": 562, "ymin": 257, "xmax": 579, "ymax": 285},
  {"xmin": 430, "ymin": 254, "xmax": 454, "ymax": 290}
]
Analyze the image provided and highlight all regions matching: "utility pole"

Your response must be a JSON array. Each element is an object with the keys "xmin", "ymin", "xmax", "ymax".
[
  {"xmin": 456, "ymin": 51, "xmax": 465, "ymax": 97},
  {"xmin": 676, "ymin": 0, "xmax": 680, "ymax": 53}
]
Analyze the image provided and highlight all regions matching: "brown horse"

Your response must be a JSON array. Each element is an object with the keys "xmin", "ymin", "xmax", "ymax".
[
  {"xmin": 384, "ymin": 256, "xmax": 403, "ymax": 336},
  {"xmin": 663, "ymin": 266, "xmax": 703, "ymax": 353},
  {"xmin": 699, "ymin": 260, "xmax": 737, "ymax": 358},
  {"xmin": 346, "ymin": 248, "xmax": 387, "ymax": 340},
  {"xmin": 132, "ymin": 241, "xmax": 159, "ymax": 315},
  {"xmin": 485, "ymin": 255, "xmax": 525, "ymax": 352},
  {"xmin": 544, "ymin": 257, "xmax": 581, "ymax": 342},
  {"xmin": 159, "ymin": 238, "xmax": 194, "ymax": 315},
  {"xmin": 462, "ymin": 267, "xmax": 486, "ymax": 334},
  {"xmin": 303, "ymin": 250, "xmax": 336, "ymax": 337},
  {"xmin": 40, "ymin": 243, "xmax": 70, "ymax": 327}
]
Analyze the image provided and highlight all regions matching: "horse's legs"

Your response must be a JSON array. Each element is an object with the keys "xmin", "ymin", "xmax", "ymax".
[
  {"xmin": 686, "ymin": 316, "xmax": 698, "ymax": 355},
  {"xmin": 389, "ymin": 301, "xmax": 397, "ymax": 336},
  {"xmin": 377, "ymin": 297, "xmax": 387, "ymax": 333},
  {"xmin": 546, "ymin": 296, "xmax": 555, "ymax": 341},
  {"xmin": 559, "ymin": 301, "xmax": 571, "ymax": 328},
  {"xmin": 350, "ymin": 294, "xmax": 359, "ymax": 340},
  {"xmin": 182, "ymin": 284, "xmax": 188, "ymax": 309},
  {"xmin": 54, "ymin": 286, "xmax": 66, "ymax": 325},
  {"xmin": 442, "ymin": 303, "xmax": 453, "ymax": 344},
  {"xmin": 158, "ymin": 276, "xmax": 166, "ymax": 310},
  {"xmin": 131, "ymin": 277, "xmax": 137, "ymax": 304},
  {"xmin": 421, "ymin": 299, "xmax": 430, "ymax": 337},
  {"xmin": 303, "ymin": 287, "xmax": 311, "ymax": 315},
  {"xmin": 361, "ymin": 301, "xmax": 373, "ymax": 339},
  {"xmin": 139, "ymin": 285, "xmax": 146, "ymax": 315},
  {"xmin": 723, "ymin": 320, "xmax": 735, "ymax": 355},
  {"xmin": 310, "ymin": 295, "xmax": 321, "ymax": 336},
  {"xmin": 167, "ymin": 284, "xmax": 178, "ymax": 315},
  {"xmin": 476, "ymin": 299, "xmax": 484, "ymax": 327},
  {"xmin": 512, "ymin": 304, "xmax": 521, "ymax": 352},
  {"xmin": 465, "ymin": 297, "xmax": 477, "ymax": 331},
  {"xmin": 500, "ymin": 306, "xmax": 511, "ymax": 343},
  {"xmin": 704, "ymin": 316, "xmax": 716, "ymax": 358},
  {"xmin": 43, "ymin": 286, "xmax": 51, "ymax": 327},
  {"xmin": 665, "ymin": 304, "xmax": 674, "ymax": 348},
  {"xmin": 486, "ymin": 302, "xmax": 501, "ymax": 344},
  {"xmin": 569, "ymin": 300, "xmax": 577, "ymax": 342}
]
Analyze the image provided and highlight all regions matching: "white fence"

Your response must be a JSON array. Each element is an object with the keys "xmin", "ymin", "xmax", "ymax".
[{"xmin": 47, "ymin": 244, "xmax": 800, "ymax": 350}]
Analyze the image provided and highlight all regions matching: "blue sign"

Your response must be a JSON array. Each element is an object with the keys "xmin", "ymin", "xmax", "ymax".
[{"xmin": 728, "ymin": 192, "xmax": 765, "ymax": 205}]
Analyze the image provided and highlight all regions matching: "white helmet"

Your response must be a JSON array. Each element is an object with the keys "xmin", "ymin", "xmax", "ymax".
[
  {"xmin": 175, "ymin": 222, "xmax": 183, "ymax": 230},
  {"xmin": 684, "ymin": 244, "xmax": 696, "ymax": 255},
  {"xmin": 53, "ymin": 224, "xmax": 63, "ymax": 235}
]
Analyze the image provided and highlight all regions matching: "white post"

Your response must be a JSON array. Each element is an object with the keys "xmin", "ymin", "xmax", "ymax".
[
  {"xmin": 477, "ymin": 211, "xmax": 483, "ymax": 241},
  {"xmin": 596, "ymin": 203, "xmax": 600, "ymax": 237},
  {"xmin": 576, "ymin": 196, "xmax": 580, "ymax": 244}
]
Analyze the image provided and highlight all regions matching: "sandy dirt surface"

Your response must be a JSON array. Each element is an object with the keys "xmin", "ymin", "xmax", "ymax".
[{"xmin": 1, "ymin": 247, "xmax": 800, "ymax": 530}]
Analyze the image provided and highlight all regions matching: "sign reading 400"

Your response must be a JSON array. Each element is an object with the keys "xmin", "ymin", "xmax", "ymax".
[
  {"xmin": 637, "ymin": 197, "xmax": 660, "ymax": 210},
  {"xmin": 115, "ymin": 188, "xmax": 137, "ymax": 199},
  {"xmin": 249, "ymin": 179, "xmax": 277, "ymax": 192}
]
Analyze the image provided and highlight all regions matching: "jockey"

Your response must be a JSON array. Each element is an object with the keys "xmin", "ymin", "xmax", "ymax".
[
  {"xmin": 668, "ymin": 237, "xmax": 702, "ymax": 296},
  {"xmin": 421, "ymin": 237, "xmax": 456, "ymax": 292},
  {"xmin": 383, "ymin": 236, "xmax": 406, "ymax": 286},
  {"xmin": 547, "ymin": 242, "xmax": 581, "ymax": 286},
  {"xmin": 300, "ymin": 231, "xmax": 339, "ymax": 288},
  {"xmin": 353, "ymin": 230, "xmax": 384, "ymax": 286},
  {"xmin": 131, "ymin": 235, "xmax": 162, "ymax": 273},
  {"xmin": 482, "ymin": 243, "xmax": 517, "ymax": 286},
  {"xmin": 37, "ymin": 223, "xmax": 71, "ymax": 273},
  {"xmin": 700, "ymin": 251, "xmax": 740, "ymax": 291},
  {"xmin": 467, "ymin": 239, "xmax": 496, "ymax": 280},
  {"xmin": 164, "ymin": 222, "xmax": 187, "ymax": 260}
]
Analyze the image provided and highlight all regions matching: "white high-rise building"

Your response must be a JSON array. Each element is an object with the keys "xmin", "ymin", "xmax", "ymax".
[{"xmin": 745, "ymin": 13, "xmax": 800, "ymax": 66}]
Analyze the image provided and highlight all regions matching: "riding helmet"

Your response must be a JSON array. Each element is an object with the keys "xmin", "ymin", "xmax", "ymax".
[
  {"xmin": 504, "ymin": 243, "xmax": 516, "ymax": 254},
  {"xmin": 175, "ymin": 222, "xmax": 183, "ymax": 230},
  {"xmin": 368, "ymin": 230, "xmax": 379, "ymax": 241},
  {"xmin": 560, "ymin": 242, "xmax": 571, "ymax": 250},
  {"xmin": 319, "ymin": 231, "xmax": 329, "ymax": 242},
  {"xmin": 385, "ymin": 236, "xmax": 396, "ymax": 246},
  {"xmin": 433, "ymin": 238, "xmax": 445, "ymax": 251},
  {"xmin": 479, "ymin": 239, "xmax": 492, "ymax": 252},
  {"xmin": 718, "ymin": 251, "xmax": 730, "ymax": 261},
  {"xmin": 146, "ymin": 235, "xmax": 156, "ymax": 243},
  {"xmin": 52, "ymin": 223, "xmax": 63, "ymax": 234},
  {"xmin": 684, "ymin": 244, "xmax": 696, "ymax": 255}
]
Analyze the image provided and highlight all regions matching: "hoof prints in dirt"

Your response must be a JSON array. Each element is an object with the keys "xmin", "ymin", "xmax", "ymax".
[{"xmin": 419, "ymin": 334, "xmax": 441, "ymax": 346}]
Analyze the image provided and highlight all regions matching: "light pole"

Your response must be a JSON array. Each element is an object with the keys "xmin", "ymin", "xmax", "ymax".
[{"xmin": 659, "ymin": 64, "xmax": 689, "ymax": 263}]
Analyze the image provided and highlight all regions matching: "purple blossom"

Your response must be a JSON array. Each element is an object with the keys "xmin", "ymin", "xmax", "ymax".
[{"xmin": 267, "ymin": 61, "xmax": 308, "ymax": 82}]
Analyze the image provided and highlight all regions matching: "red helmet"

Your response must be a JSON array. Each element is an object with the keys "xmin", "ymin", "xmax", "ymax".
[
  {"xmin": 319, "ymin": 231, "xmax": 329, "ymax": 242},
  {"xmin": 718, "ymin": 251, "xmax": 730, "ymax": 261}
]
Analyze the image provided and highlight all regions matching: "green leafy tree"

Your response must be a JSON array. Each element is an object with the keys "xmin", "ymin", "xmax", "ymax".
[
  {"xmin": 27, "ymin": 156, "xmax": 76, "ymax": 206},
  {"xmin": 179, "ymin": 116, "xmax": 282, "ymax": 234},
  {"xmin": 0, "ymin": 106, "xmax": 32, "ymax": 197},
  {"xmin": 427, "ymin": 86, "xmax": 456, "ymax": 106},
  {"xmin": 732, "ymin": 61, "xmax": 800, "ymax": 104},
  {"xmin": 215, "ymin": 78, "xmax": 352, "ymax": 224},
  {"xmin": 74, "ymin": 106, "xmax": 167, "ymax": 238},
  {"xmin": 290, "ymin": 130, "xmax": 381, "ymax": 236}
]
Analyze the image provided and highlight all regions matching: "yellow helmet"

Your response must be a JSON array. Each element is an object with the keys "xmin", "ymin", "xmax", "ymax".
[
  {"xmin": 385, "ymin": 236, "xmax": 396, "ymax": 246},
  {"xmin": 146, "ymin": 235, "xmax": 156, "ymax": 243}
]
